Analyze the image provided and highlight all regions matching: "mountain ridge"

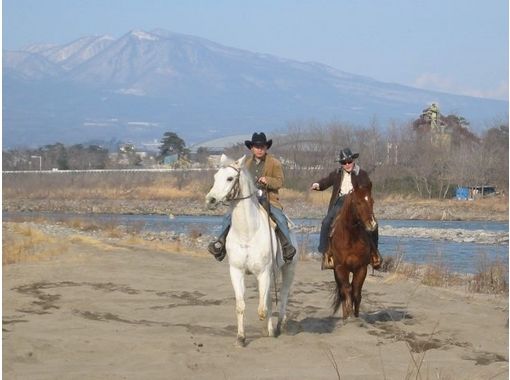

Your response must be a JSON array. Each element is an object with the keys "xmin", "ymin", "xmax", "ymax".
[{"xmin": 3, "ymin": 29, "xmax": 508, "ymax": 148}]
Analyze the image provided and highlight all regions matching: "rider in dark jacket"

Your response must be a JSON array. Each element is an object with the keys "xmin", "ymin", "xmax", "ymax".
[{"xmin": 311, "ymin": 148, "xmax": 382, "ymax": 270}]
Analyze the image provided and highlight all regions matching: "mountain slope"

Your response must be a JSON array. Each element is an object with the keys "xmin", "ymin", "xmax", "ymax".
[{"xmin": 3, "ymin": 29, "xmax": 508, "ymax": 148}]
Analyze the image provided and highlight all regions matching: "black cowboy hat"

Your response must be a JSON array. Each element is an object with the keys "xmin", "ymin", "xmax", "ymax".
[
  {"xmin": 336, "ymin": 148, "xmax": 359, "ymax": 163},
  {"xmin": 245, "ymin": 132, "xmax": 273, "ymax": 149}
]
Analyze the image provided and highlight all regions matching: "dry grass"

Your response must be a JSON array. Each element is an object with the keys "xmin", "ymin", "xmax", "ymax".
[
  {"xmin": 305, "ymin": 189, "xmax": 332, "ymax": 207},
  {"xmin": 66, "ymin": 234, "xmax": 121, "ymax": 251},
  {"xmin": 3, "ymin": 172, "xmax": 211, "ymax": 201},
  {"xmin": 383, "ymin": 246, "xmax": 507, "ymax": 295},
  {"xmin": 468, "ymin": 253, "xmax": 508, "ymax": 294},
  {"xmin": 4, "ymin": 173, "xmax": 508, "ymax": 221},
  {"xmin": 378, "ymin": 193, "xmax": 508, "ymax": 214},
  {"xmin": 3, "ymin": 183, "xmax": 201, "ymax": 201},
  {"xmin": 3, "ymin": 224, "xmax": 69, "ymax": 264},
  {"xmin": 65, "ymin": 218, "xmax": 102, "ymax": 231},
  {"xmin": 3, "ymin": 219, "xmax": 207, "ymax": 265}
]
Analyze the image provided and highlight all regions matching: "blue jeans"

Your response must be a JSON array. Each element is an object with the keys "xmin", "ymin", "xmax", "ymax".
[{"xmin": 318, "ymin": 196, "xmax": 345, "ymax": 254}]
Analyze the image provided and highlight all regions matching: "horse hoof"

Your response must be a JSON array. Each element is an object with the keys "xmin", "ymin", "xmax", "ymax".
[
  {"xmin": 235, "ymin": 336, "xmax": 246, "ymax": 347},
  {"xmin": 275, "ymin": 322, "xmax": 284, "ymax": 337},
  {"xmin": 276, "ymin": 318, "xmax": 287, "ymax": 336}
]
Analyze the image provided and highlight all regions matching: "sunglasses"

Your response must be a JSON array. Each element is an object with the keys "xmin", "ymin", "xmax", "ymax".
[{"xmin": 340, "ymin": 159, "xmax": 353, "ymax": 165}]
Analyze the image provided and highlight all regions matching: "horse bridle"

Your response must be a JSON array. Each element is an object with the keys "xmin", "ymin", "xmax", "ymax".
[{"xmin": 224, "ymin": 165, "xmax": 257, "ymax": 202}]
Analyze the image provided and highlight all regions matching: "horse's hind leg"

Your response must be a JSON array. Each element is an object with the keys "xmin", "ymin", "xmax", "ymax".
[
  {"xmin": 257, "ymin": 268, "xmax": 274, "ymax": 337},
  {"xmin": 229, "ymin": 266, "xmax": 247, "ymax": 346},
  {"xmin": 276, "ymin": 261, "xmax": 296, "ymax": 336},
  {"xmin": 352, "ymin": 265, "xmax": 368, "ymax": 318}
]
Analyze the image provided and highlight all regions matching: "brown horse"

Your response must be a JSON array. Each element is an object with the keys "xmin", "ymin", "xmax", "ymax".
[{"xmin": 327, "ymin": 180, "xmax": 378, "ymax": 319}]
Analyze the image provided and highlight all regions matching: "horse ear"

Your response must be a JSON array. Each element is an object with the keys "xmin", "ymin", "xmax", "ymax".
[
  {"xmin": 220, "ymin": 154, "xmax": 229, "ymax": 167},
  {"xmin": 236, "ymin": 155, "xmax": 247, "ymax": 167}
]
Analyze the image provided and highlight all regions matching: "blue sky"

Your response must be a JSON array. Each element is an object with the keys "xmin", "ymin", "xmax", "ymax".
[{"xmin": 3, "ymin": 0, "xmax": 509, "ymax": 100}]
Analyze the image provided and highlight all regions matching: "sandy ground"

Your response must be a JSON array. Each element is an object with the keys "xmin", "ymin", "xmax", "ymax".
[{"xmin": 3, "ymin": 231, "xmax": 509, "ymax": 380}]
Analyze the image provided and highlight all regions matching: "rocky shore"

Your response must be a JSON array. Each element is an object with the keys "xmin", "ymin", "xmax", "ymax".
[
  {"xmin": 4, "ymin": 215, "xmax": 508, "ymax": 254},
  {"xmin": 3, "ymin": 195, "xmax": 509, "ymax": 221}
]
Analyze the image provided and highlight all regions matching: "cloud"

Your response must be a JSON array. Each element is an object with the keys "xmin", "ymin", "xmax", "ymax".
[{"xmin": 414, "ymin": 73, "xmax": 509, "ymax": 101}]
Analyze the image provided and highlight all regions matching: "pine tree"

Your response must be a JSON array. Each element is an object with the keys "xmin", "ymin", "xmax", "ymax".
[{"xmin": 158, "ymin": 132, "xmax": 188, "ymax": 162}]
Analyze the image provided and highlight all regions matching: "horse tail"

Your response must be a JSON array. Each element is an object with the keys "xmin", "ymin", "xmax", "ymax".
[{"xmin": 331, "ymin": 272, "xmax": 344, "ymax": 315}]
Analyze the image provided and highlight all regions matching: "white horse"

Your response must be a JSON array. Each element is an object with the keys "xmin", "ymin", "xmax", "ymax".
[{"xmin": 205, "ymin": 154, "xmax": 298, "ymax": 346}]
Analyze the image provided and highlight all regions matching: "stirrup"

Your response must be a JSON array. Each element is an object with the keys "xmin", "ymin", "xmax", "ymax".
[{"xmin": 208, "ymin": 241, "xmax": 226, "ymax": 262}]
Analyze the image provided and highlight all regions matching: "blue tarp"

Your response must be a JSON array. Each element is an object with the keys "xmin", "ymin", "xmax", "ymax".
[{"xmin": 456, "ymin": 187, "xmax": 469, "ymax": 200}]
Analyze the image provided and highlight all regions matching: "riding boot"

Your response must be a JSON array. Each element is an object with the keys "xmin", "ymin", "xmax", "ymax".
[
  {"xmin": 321, "ymin": 251, "xmax": 334, "ymax": 270},
  {"xmin": 275, "ymin": 227, "xmax": 296, "ymax": 262},
  {"xmin": 368, "ymin": 229, "xmax": 383, "ymax": 270},
  {"xmin": 207, "ymin": 226, "xmax": 230, "ymax": 262}
]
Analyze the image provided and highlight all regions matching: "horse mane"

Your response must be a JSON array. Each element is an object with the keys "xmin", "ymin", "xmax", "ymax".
[{"xmin": 238, "ymin": 164, "xmax": 258, "ymax": 197}]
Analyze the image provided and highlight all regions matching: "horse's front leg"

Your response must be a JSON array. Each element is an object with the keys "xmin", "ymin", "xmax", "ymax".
[
  {"xmin": 229, "ymin": 266, "xmax": 246, "ymax": 346},
  {"xmin": 334, "ymin": 266, "xmax": 353, "ymax": 319},
  {"xmin": 352, "ymin": 265, "xmax": 368, "ymax": 317},
  {"xmin": 257, "ymin": 268, "xmax": 274, "ymax": 337}
]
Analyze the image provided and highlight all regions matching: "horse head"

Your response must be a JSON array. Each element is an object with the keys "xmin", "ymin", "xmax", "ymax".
[
  {"xmin": 352, "ymin": 181, "xmax": 377, "ymax": 232},
  {"xmin": 205, "ymin": 154, "xmax": 250, "ymax": 209}
]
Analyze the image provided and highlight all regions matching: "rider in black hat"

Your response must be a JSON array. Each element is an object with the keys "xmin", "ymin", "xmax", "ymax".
[
  {"xmin": 208, "ymin": 132, "xmax": 296, "ymax": 262},
  {"xmin": 311, "ymin": 148, "xmax": 383, "ymax": 270}
]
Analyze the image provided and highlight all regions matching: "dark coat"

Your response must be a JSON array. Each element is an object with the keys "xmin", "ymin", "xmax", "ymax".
[{"xmin": 316, "ymin": 165, "xmax": 372, "ymax": 211}]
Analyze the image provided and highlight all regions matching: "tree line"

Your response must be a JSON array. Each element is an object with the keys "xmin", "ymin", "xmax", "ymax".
[
  {"xmin": 268, "ymin": 119, "xmax": 508, "ymax": 199},
  {"xmin": 3, "ymin": 119, "xmax": 508, "ymax": 199},
  {"xmin": 2, "ymin": 132, "xmax": 190, "ymax": 171}
]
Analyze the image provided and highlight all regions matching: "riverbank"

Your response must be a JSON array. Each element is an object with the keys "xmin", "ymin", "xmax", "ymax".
[
  {"xmin": 3, "ymin": 221, "xmax": 508, "ymax": 379},
  {"xmin": 2, "ymin": 193, "xmax": 508, "ymax": 221}
]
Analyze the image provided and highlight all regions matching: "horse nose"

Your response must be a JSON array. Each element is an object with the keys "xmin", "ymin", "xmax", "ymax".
[{"xmin": 206, "ymin": 196, "xmax": 217, "ymax": 209}]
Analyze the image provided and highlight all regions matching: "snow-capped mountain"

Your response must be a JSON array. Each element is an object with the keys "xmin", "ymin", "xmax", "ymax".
[{"xmin": 3, "ymin": 29, "xmax": 508, "ymax": 147}]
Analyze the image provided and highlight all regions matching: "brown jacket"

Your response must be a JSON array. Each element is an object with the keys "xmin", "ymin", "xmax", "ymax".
[
  {"xmin": 316, "ymin": 164, "xmax": 372, "ymax": 211},
  {"xmin": 246, "ymin": 153, "xmax": 284, "ymax": 209}
]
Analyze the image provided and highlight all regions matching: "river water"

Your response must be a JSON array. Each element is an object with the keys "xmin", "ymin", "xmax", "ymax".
[{"xmin": 3, "ymin": 212, "xmax": 508, "ymax": 274}]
